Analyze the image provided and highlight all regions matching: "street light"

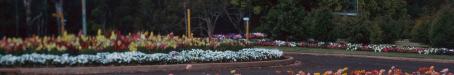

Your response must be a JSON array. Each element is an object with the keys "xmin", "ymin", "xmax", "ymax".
[
  {"xmin": 243, "ymin": 17, "xmax": 250, "ymax": 39},
  {"xmin": 82, "ymin": 0, "xmax": 87, "ymax": 35}
]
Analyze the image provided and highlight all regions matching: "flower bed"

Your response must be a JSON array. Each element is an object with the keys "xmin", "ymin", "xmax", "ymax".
[
  {"xmin": 289, "ymin": 66, "xmax": 453, "ymax": 75},
  {"xmin": 0, "ymin": 31, "xmax": 248, "ymax": 55},
  {"xmin": 250, "ymin": 39, "xmax": 454, "ymax": 55},
  {"xmin": 0, "ymin": 48, "xmax": 283, "ymax": 67},
  {"xmin": 1, "ymin": 31, "xmax": 453, "ymax": 58}
]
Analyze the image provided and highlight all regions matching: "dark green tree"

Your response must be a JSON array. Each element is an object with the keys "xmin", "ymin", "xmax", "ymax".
[
  {"xmin": 410, "ymin": 16, "xmax": 432, "ymax": 44},
  {"xmin": 257, "ymin": 0, "xmax": 306, "ymax": 40},
  {"xmin": 429, "ymin": 4, "xmax": 454, "ymax": 48},
  {"xmin": 303, "ymin": 8, "xmax": 334, "ymax": 41},
  {"xmin": 355, "ymin": 0, "xmax": 411, "ymax": 43}
]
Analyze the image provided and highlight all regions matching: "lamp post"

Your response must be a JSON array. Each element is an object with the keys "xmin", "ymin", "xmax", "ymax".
[
  {"xmin": 243, "ymin": 17, "xmax": 250, "ymax": 40},
  {"xmin": 81, "ymin": 0, "xmax": 87, "ymax": 35}
]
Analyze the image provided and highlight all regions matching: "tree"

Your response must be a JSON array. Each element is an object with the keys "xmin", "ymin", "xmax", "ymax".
[
  {"xmin": 303, "ymin": 8, "xmax": 334, "ymax": 41},
  {"xmin": 257, "ymin": 0, "xmax": 306, "ymax": 40},
  {"xmin": 89, "ymin": 0, "xmax": 184, "ymax": 34},
  {"xmin": 368, "ymin": 20, "xmax": 384, "ymax": 43},
  {"xmin": 429, "ymin": 4, "xmax": 454, "ymax": 48},
  {"xmin": 410, "ymin": 16, "xmax": 432, "ymax": 44},
  {"xmin": 0, "ymin": 0, "xmax": 15, "ymax": 36},
  {"xmin": 23, "ymin": 0, "xmax": 32, "ymax": 35},
  {"xmin": 355, "ymin": 0, "xmax": 411, "ymax": 43},
  {"xmin": 190, "ymin": 0, "xmax": 226, "ymax": 37},
  {"xmin": 137, "ymin": 0, "xmax": 183, "ymax": 34},
  {"xmin": 347, "ymin": 18, "xmax": 372, "ymax": 43},
  {"xmin": 228, "ymin": 0, "xmax": 276, "ymax": 33}
]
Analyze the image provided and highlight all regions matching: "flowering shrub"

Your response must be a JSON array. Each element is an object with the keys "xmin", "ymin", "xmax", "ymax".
[
  {"xmin": 213, "ymin": 32, "xmax": 267, "ymax": 40},
  {"xmin": 0, "ymin": 48, "xmax": 282, "ymax": 67},
  {"xmin": 346, "ymin": 43, "xmax": 360, "ymax": 51}
]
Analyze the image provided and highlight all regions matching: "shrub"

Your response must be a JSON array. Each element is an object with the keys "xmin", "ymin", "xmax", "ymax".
[
  {"xmin": 410, "ymin": 16, "xmax": 432, "ymax": 44},
  {"xmin": 429, "ymin": 5, "xmax": 454, "ymax": 48},
  {"xmin": 257, "ymin": 0, "xmax": 306, "ymax": 41}
]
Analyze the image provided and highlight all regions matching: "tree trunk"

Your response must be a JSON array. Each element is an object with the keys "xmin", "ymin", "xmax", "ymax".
[
  {"xmin": 23, "ymin": 0, "xmax": 32, "ymax": 36},
  {"xmin": 223, "ymin": 6, "xmax": 243, "ymax": 33}
]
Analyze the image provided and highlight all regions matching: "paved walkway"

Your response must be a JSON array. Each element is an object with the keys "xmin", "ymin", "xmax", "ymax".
[{"xmin": 99, "ymin": 52, "xmax": 454, "ymax": 75}]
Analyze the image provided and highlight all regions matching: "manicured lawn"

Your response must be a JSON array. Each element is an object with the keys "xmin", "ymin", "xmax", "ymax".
[{"xmin": 256, "ymin": 46, "xmax": 454, "ymax": 60}]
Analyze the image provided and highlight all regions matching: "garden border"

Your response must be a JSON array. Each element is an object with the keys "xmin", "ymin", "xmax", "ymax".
[
  {"xmin": 0, "ymin": 56, "xmax": 295, "ymax": 75},
  {"xmin": 286, "ymin": 52, "xmax": 454, "ymax": 64}
]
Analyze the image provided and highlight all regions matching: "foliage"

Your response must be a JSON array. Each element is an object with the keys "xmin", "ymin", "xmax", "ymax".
[
  {"xmin": 0, "ymin": 0, "xmax": 454, "ymax": 48},
  {"xmin": 367, "ymin": 21, "xmax": 383, "ymax": 44},
  {"xmin": 229, "ymin": 0, "xmax": 270, "ymax": 15},
  {"xmin": 256, "ymin": 0, "xmax": 306, "ymax": 40},
  {"xmin": 356, "ymin": 0, "xmax": 411, "ymax": 43},
  {"xmin": 346, "ymin": 18, "xmax": 370, "ymax": 43},
  {"xmin": 410, "ymin": 16, "xmax": 432, "ymax": 44},
  {"xmin": 303, "ymin": 8, "xmax": 335, "ymax": 41},
  {"xmin": 429, "ymin": 5, "xmax": 454, "ymax": 48}
]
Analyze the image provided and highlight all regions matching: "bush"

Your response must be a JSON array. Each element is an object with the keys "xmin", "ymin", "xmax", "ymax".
[
  {"xmin": 257, "ymin": 0, "xmax": 306, "ymax": 41},
  {"xmin": 410, "ymin": 16, "xmax": 432, "ymax": 44},
  {"xmin": 347, "ymin": 18, "xmax": 371, "ymax": 43},
  {"xmin": 304, "ymin": 8, "xmax": 335, "ymax": 41},
  {"xmin": 429, "ymin": 5, "xmax": 454, "ymax": 48}
]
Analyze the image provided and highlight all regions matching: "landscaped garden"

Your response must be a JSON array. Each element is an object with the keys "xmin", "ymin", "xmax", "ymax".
[
  {"xmin": 1, "ymin": 31, "xmax": 453, "ymax": 67},
  {"xmin": 1, "ymin": 0, "xmax": 454, "ymax": 74},
  {"xmin": 1, "ymin": 32, "xmax": 454, "ymax": 74},
  {"xmin": 0, "ymin": 31, "xmax": 286, "ymax": 67}
]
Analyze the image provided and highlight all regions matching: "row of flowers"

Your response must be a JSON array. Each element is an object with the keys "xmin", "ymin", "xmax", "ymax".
[
  {"xmin": 1, "ymin": 31, "xmax": 453, "ymax": 55},
  {"xmin": 213, "ymin": 32, "xmax": 267, "ymax": 39},
  {"xmin": 0, "ymin": 48, "xmax": 282, "ymax": 66},
  {"xmin": 0, "ymin": 31, "xmax": 248, "ymax": 54},
  {"xmin": 252, "ymin": 40, "xmax": 454, "ymax": 55},
  {"xmin": 346, "ymin": 44, "xmax": 454, "ymax": 55},
  {"xmin": 280, "ymin": 66, "xmax": 453, "ymax": 75}
]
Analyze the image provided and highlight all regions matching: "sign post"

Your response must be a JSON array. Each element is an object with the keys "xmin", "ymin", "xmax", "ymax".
[
  {"xmin": 187, "ymin": 9, "xmax": 192, "ymax": 39},
  {"xmin": 243, "ymin": 17, "xmax": 250, "ymax": 40}
]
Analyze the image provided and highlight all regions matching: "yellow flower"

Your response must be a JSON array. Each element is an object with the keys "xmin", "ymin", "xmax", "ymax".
[
  {"xmin": 110, "ymin": 31, "xmax": 117, "ymax": 40},
  {"xmin": 97, "ymin": 29, "xmax": 102, "ymax": 36},
  {"xmin": 62, "ymin": 31, "xmax": 70, "ymax": 41},
  {"xmin": 168, "ymin": 41, "xmax": 177, "ymax": 49},
  {"xmin": 129, "ymin": 42, "xmax": 138, "ymax": 52},
  {"xmin": 96, "ymin": 31, "xmax": 107, "ymax": 43},
  {"xmin": 80, "ymin": 35, "xmax": 88, "ymax": 41},
  {"xmin": 57, "ymin": 46, "xmax": 67, "ymax": 52},
  {"xmin": 46, "ymin": 43, "xmax": 57, "ymax": 51},
  {"xmin": 36, "ymin": 44, "xmax": 43, "ymax": 51}
]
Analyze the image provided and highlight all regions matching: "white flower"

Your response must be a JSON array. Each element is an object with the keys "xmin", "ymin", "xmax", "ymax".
[
  {"xmin": 0, "ymin": 48, "xmax": 283, "ymax": 66},
  {"xmin": 274, "ymin": 40, "xmax": 286, "ymax": 46}
]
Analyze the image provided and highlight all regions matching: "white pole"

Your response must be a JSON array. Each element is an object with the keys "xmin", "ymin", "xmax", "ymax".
[{"xmin": 82, "ymin": 0, "xmax": 87, "ymax": 35}]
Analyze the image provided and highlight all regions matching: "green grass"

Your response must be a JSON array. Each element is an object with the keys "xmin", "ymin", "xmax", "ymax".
[{"xmin": 256, "ymin": 46, "xmax": 454, "ymax": 60}]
